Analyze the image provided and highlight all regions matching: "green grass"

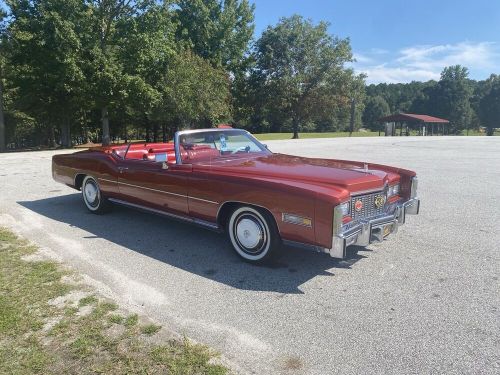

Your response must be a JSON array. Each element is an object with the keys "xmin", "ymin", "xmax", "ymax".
[
  {"xmin": 0, "ymin": 227, "xmax": 228, "ymax": 375},
  {"xmin": 458, "ymin": 129, "xmax": 500, "ymax": 136},
  {"xmin": 254, "ymin": 129, "xmax": 500, "ymax": 140},
  {"xmin": 124, "ymin": 313, "xmax": 139, "ymax": 327},
  {"xmin": 141, "ymin": 323, "xmax": 162, "ymax": 336},
  {"xmin": 108, "ymin": 314, "xmax": 124, "ymax": 324},
  {"xmin": 78, "ymin": 295, "xmax": 98, "ymax": 307},
  {"xmin": 254, "ymin": 131, "xmax": 380, "ymax": 141}
]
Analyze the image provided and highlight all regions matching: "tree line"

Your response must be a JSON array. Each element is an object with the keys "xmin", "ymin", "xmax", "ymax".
[
  {"xmin": 0, "ymin": 1, "xmax": 498, "ymax": 152},
  {"xmin": 0, "ymin": 0, "xmax": 364, "ymax": 150},
  {"xmin": 363, "ymin": 66, "xmax": 500, "ymax": 136}
]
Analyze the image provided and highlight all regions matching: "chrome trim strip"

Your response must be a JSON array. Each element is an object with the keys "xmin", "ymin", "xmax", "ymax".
[
  {"xmin": 351, "ymin": 187, "xmax": 384, "ymax": 196},
  {"xmin": 108, "ymin": 198, "xmax": 221, "ymax": 231},
  {"xmin": 98, "ymin": 178, "xmax": 219, "ymax": 204},
  {"xmin": 114, "ymin": 180, "xmax": 186, "ymax": 198},
  {"xmin": 350, "ymin": 182, "xmax": 400, "ymax": 197},
  {"xmin": 99, "ymin": 177, "xmax": 119, "ymax": 184},
  {"xmin": 189, "ymin": 196, "xmax": 219, "ymax": 205}
]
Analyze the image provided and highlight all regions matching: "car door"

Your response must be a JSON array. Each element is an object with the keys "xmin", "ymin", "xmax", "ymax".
[{"xmin": 115, "ymin": 158, "xmax": 190, "ymax": 216}]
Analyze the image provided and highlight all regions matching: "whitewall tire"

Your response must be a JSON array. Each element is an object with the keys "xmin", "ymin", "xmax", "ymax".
[
  {"xmin": 82, "ymin": 176, "xmax": 109, "ymax": 214},
  {"xmin": 227, "ymin": 206, "xmax": 281, "ymax": 264}
]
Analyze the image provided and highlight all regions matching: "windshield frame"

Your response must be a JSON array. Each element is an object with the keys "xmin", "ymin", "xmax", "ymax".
[{"xmin": 174, "ymin": 128, "xmax": 271, "ymax": 165}]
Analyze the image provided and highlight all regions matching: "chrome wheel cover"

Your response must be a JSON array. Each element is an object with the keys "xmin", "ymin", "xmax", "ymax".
[
  {"xmin": 232, "ymin": 212, "xmax": 268, "ymax": 255},
  {"xmin": 83, "ymin": 179, "xmax": 100, "ymax": 208}
]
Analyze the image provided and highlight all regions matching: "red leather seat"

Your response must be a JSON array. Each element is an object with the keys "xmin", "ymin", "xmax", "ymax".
[{"xmin": 183, "ymin": 145, "xmax": 220, "ymax": 163}]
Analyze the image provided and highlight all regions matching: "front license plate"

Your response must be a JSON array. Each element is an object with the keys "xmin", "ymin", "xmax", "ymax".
[{"xmin": 383, "ymin": 224, "xmax": 392, "ymax": 237}]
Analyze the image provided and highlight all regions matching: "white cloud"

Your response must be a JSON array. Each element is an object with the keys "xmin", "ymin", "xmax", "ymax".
[
  {"xmin": 354, "ymin": 41, "xmax": 500, "ymax": 84},
  {"xmin": 361, "ymin": 65, "xmax": 439, "ymax": 84},
  {"xmin": 353, "ymin": 52, "xmax": 373, "ymax": 64},
  {"xmin": 398, "ymin": 42, "xmax": 497, "ymax": 70}
]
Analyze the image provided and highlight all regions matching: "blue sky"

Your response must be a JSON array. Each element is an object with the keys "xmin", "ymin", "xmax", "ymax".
[{"xmin": 250, "ymin": 0, "xmax": 500, "ymax": 84}]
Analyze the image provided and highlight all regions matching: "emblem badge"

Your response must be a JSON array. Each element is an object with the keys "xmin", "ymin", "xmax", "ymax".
[
  {"xmin": 354, "ymin": 200, "xmax": 363, "ymax": 212},
  {"xmin": 374, "ymin": 195, "xmax": 386, "ymax": 208}
]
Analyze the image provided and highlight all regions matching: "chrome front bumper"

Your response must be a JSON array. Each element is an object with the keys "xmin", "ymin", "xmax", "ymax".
[{"xmin": 329, "ymin": 198, "xmax": 420, "ymax": 259}]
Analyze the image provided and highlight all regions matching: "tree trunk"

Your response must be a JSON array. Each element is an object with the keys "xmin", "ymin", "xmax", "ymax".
[
  {"xmin": 153, "ymin": 123, "xmax": 158, "ymax": 142},
  {"xmin": 292, "ymin": 118, "xmax": 299, "ymax": 139},
  {"xmin": 101, "ymin": 107, "xmax": 110, "ymax": 145},
  {"xmin": 82, "ymin": 111, "xmax": 90, "ymax": 144},
  {"xmin": 162, "ymin": 125, "xmax": 167, "ymax": 142},
  {"xmin": 0, "ymin": 76, "xmax": 5, "ymax": 152},
  {"xmin": 60, "ymin": 120, "xmax": 71, "ymax": 148},
  {"xmin": 349, "ymin": 98, "xmax": 356, "ymax": 136},
  {"xmin": 145, "ymin": 119, "xmax": 151, "ymax": 143},
  {"xmin": 48, "ymin": 126, "xmax": 55, "ymax": 148}
]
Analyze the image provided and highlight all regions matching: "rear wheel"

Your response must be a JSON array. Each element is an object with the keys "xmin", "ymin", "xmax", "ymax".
[
  {"xmin": 227, "ymin": 206, "xmax": 281, "ymax": 264},
  {"xmin": 82, "ymin": 176, "xmax": 110, "ymax": 214}
]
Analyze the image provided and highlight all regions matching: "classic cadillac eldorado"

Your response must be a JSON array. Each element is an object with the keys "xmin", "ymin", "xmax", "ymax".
[{"xmin": 52, "ymin": 128, "xmax": 420, "ymax": 264}]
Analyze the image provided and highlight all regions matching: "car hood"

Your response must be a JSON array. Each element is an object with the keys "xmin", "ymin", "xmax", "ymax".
[{"xmin": 204, "ymin": 153, "xmax": 398, "ymax": 193}]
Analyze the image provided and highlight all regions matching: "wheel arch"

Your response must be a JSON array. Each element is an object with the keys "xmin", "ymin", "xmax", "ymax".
[
  {"xmin": 217, "ymin": 201, "xmax": 280, "ymax": 236},
  {"xmin": 74, "ymin": 173, "xmax": 87, "ymax": 190}
]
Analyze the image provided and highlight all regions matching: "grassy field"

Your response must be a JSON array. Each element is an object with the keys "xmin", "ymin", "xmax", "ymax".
[
  {"xmin": 253, "ymin": 129, "xmax": 499, "ymax": 141},
  {"xmin": 0, "ymin": 228, "xmax": 227, "ymax": 375},
  {"xmin": 254, "ymin": 131, "xmax": 380, "ymax": 141}
]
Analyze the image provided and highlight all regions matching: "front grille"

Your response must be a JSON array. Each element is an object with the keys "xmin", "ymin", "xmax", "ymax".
[{"xmin": 350, "ymin": 191, "xmax": 386, "ymax": 221}]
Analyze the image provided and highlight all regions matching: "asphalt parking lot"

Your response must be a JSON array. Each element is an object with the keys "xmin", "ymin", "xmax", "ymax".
[{"xmin": 0, "ymin": 136, "xmax": 499, "ymax": 374}]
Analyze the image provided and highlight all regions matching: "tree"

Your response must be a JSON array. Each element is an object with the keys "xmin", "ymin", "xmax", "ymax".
[
  {"xmin": 84, "ymin": 0, "xmax": 142, "ymax": 145},
  {"xmin": 428, "ymin": 65, "xmax": 472, "ymax": 133},
  {"xmin": 479, "ymin": 74, "xmax": 500, "ymax": 136},
  {"xmin": 6, "ymin": 0, "xmax": 88, "ymax": 147},
  {"xmin": 252, "ymin": 15, "xmax": 361, "ymax": 138},
  {"xmin": 157, "ymin": 50, "xmax": 231, "ymax": 129},
  {"xmin": 118, "ymin": 1, "xmax": 177, "ymax": 141},
  {"xmin": 363, "ymin": 96, "xmax": 390, "ymax": 132},
  {"xmin": 175, "ymin": 0, "xmax": 255, "ymax": 72}
]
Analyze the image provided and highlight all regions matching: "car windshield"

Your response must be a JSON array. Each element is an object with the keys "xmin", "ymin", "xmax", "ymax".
[{"xmin": 178, "ymin": 129, "xmax": 270, "ymax": 164}]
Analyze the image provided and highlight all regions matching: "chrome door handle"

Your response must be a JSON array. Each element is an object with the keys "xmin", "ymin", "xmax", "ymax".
[{"xmin": 118, "ymin": 167, "xmax": 129, "ymax": 173}]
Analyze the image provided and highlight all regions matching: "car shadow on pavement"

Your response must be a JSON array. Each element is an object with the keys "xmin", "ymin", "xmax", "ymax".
[{"xmin": 18, "ymin": 194, "xmax": 369, "ymax": 294}]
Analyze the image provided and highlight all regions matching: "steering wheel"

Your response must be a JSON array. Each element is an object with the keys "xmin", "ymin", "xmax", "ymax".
[{"xmin": 231, "ymin": 146, "xmax": 250, "ymax": 154}]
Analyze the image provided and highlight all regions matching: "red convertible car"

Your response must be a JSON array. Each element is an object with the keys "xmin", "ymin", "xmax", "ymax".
[{"xmin": 52, "ymin": 128, "xmax": 419, "ymax": 264}]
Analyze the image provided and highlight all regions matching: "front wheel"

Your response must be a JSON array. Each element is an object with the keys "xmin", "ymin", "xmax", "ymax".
[
  {"xmin": 227, "ymin": 206, "xmax": 281, "ymax": 264},
  {"xmin": 82, "ymin": 176, "xmax": 110, "ymax": 214}
]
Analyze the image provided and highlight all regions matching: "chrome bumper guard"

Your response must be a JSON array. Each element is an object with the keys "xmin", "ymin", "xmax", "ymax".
[{"xmin": 329, "ymin": 197, "xmax": 420, "ymax": 259}]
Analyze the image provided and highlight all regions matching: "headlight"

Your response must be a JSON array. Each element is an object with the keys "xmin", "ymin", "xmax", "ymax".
[
  {"xmin": 387, "ymin": 184, "xmax": 400, "ymax": 197},
  {"xmin": 339, "ymin": 201, "xmax": 350, "ymax": 216}
]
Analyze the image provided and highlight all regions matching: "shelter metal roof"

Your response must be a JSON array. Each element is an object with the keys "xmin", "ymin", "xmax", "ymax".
[{"xmin": 378, "ymin": 113, "xmax": 449, "ymax": 123}]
